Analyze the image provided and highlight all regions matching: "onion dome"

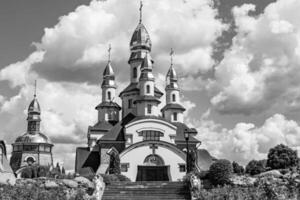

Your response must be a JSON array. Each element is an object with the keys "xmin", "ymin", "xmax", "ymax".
[
  {"xmin": 130, "ymin": 23, "xmax": 152, "ymax": 51},
  {"xmin": 28, "ymin": 97, "xmax": 41, "ymax": 115},
  {"xmin": 15, "ymin": 132, "xmax": 51, "ymax": 144},
  {"xmin": 166, "ymin": 66, "xmax": 179, "ymax": 90},
  {"xmin": 103, "ymin": 61, "xmax": 115, "ymax": 77}
]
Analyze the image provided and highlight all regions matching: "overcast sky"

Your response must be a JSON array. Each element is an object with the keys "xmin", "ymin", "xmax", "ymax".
[{"xmin": 1, "ymin": 0, "xmax": 300, "ymax": 170}]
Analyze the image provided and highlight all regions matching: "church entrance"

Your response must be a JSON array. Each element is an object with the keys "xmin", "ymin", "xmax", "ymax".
[{"xmin": 136, "ymin": 154, "xmax": 170, "ymax": 181}]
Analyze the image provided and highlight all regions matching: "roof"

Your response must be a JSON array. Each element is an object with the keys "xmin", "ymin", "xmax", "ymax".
[
  {"xmin": 95, "ymin": 101, "xmax": 121, "ymax": 110},
  {"xmin": 196, "ymin": 149, "xmax": 217, "ymax": 171},
  {"xmin": 28, "ymin": 97, "xmax": 41, "ymax": 114},
  {"xmin": 134, "ymin": 96, "xmax": 161, "ymax": 104},
  {"xmin": 75, "ymin": 147, "xmax": 100, "ymax": 174},
  {"xmin": 161, "ymin": 103, "xmax": 186, "ymax": 112},
  {"xmin": 14, "ymin": 132, "xmax": 52, "ymax": 144},
  {"xmin": 99, "ymin": 113, "xmax": 136, "ymax": 141},
  {"xmin": 103, "ymin": 61, "xmax": 114, "ymax": 77},
  {"xmin": 90, "ymin": 121, "xmax": 114, "ymax": 131},
  {"xmin": 119, "ymin": 82, "xmax": 163, "ymax": 97}
]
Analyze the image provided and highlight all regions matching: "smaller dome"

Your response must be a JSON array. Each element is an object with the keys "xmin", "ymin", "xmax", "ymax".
[
  {"xmin": 167, "ymin": 66, "xmax": 178, "ymax": 82},
  {"xmin": 15, "ymin": 132, "xmax": 51, "ymax": 144},
  {"xmin": 28, "ymin": 97, "xmax": 41, "ymax": 114},
  {"xmin": 103, "ymin": 62, "xmax": 115, "ymax": 77},
  {"xmin": 130, "ymin": 23, "xmax": 152, "ymax": 51}
]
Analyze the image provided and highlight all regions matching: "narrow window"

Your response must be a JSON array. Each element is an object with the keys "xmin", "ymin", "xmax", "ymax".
[
  {"xmin": 146, "ymin": 85, "xmax": 150, "ymax": 94},
  {"xmin": 107, "ymin": 91, "xmax": 111, "ymax": 100},
  {"xmin": 133, "ymin": 67, "xmax": 137, "ymax": 78},
  {"xmin": 147, "ymin": 104, "xmax": 152, "ymax": 114},
  {"xmin": 128, "ymin": 99, "xmax": 132, "ymax": 109},
  {"xmin": 173, "ymin": 112, "xmax": 178, "ymax": 121},
  {"xmin": 172, "ymin": 94, "xmax": 176, "ymax": 102}
]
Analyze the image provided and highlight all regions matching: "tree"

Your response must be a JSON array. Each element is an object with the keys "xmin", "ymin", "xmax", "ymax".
[
  {"xmin": 109, "ymin": 153, "xmax": 121, "ymax": 174},
  {"xmin": 267, "ymin": 144, "xmax": 298, "ymax": 170},
  {"xmin": 188, "ymin": 150, "xmax": 197, "ymax": 172},
  {"xmin": 209, "ymin": 159, "xmax": 232, "ymax": 186},
  {"xmin": 232, "ymin": 161, "xmax": 244, "ymax": 175},
  {"xmin": 61, "ymin": 167, "xmax": 66, "ymax": 175},
  {"xmin": 246, "ymin": 160, "xmax": 266, "ymax": 175}
]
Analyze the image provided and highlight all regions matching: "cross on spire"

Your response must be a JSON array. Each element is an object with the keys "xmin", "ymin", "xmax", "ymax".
[
  {"xmin": 34, "ymin": 80, "xmax": 37, "ymax": 98},
  {"xmin": 139, "ymin": 1, "xmax": 143, "ymax": 24},
  {"xmin": 108, "ymin": 44, "xmax": 112, "ymax": 62},
  {"xmin": 170, "ymin": 48, "xmax": 174, "ymax": 66}
]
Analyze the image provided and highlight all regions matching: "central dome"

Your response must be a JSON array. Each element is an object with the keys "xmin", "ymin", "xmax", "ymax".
[
  {"xmin": 130, "ymin": 23, "xmax": 152, "ymax": 51},
  {"xmin": 15, "ymin": 132, "xmax": 51, "ymax": 144}
]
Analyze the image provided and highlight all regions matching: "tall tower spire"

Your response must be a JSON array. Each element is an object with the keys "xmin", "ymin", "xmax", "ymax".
[
  {"xmin": 161, "ymin": 48, "xmax": 185, "ymax": 122},
  {"xmin": 34, "ymin": 80, "xmax": 37, "ymax": 98},
  {"xmin": 27, "ymin": 81, "xmax": 41, "ymax": 134}
]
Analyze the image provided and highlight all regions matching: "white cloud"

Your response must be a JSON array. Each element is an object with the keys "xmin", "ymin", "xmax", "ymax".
[
  {"xmin": 196, "ymin": 113, "xmax": 300, "ymax": 165},
  {"xmin": 209, "ymin": 0, "xmax": 300, "ymax": 115}
]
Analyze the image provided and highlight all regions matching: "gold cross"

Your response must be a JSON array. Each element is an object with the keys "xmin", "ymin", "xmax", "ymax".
[
  {"xmin": 34, "ymin": 80, "xmax": 37, "ymax": 98},
  {"xmin": 108, "ymin": 44, "xmax": 112, "ymax": 62},
  {"xmin": 139, "ymin": 1, "xmax": 143, "ymax": 23},
  {"xmin": 170, "ymin": 48, "xmax": 174, "ymax": 66}
]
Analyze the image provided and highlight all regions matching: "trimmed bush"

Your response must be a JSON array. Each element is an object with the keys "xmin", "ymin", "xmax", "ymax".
[
  {"xmin": 267, "ymin": 144, "xmax": 298, "ymax": 170},
  {"xmin": 232, "ymin": 161, "xmax": 244, "ymax": 175},
  {"xmin": 208, "ymin": 159, "xmax": 232, "ymax": 186},
  {"xmin": 245, "ymin": 160, "xmax": 266, "ymax": 176}
]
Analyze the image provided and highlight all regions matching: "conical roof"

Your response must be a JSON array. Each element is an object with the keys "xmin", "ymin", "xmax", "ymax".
[
  {"xmin": 28, "ymin": 97, "xmax": 41, "ymax": 114},
  {"xmin": 103, "ymin": 61, "xmax": 114, "ymax": 77}
]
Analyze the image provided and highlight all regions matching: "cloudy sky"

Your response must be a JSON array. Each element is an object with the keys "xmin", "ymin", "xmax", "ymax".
[{"xmin": 1, "ymin": 0, "xmax": 300, "ymax": 170}]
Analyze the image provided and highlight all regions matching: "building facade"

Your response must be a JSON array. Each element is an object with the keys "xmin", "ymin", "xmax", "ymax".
[
  {"xmin": 10, "ymin": 93, "xmax": 53, "ymax": 172},
  {"xmin": 75, "ymin": 4, "xmax": 201, "ymax": 181}
]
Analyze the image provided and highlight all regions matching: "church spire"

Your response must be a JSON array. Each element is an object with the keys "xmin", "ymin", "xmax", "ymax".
[{"xmin": 27, "ymin": 81, "xmax": 41, "ymax": 134}]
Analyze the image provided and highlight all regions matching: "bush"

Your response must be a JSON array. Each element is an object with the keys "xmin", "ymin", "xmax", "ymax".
[
  {"xmin": 267, "ymin": 144, "xmax": 298, "ymax": 170},
  {"xmin": 101, "ymin": 174, "xmax": 131, "ymax": 185},
  {"xmin": 108, "ymin": 153, "xmax": 121, "ymax": 175},
  {"xmin": 232, "ymin": 161, "xmax": 244, "ymax": 175},
  {"xmin": 208, "ymin": 159, "xmax": 232, "ymax": 186},
  {"xmin": 245, "ymin": 160, "xmax": 266, "ymax": 176}
]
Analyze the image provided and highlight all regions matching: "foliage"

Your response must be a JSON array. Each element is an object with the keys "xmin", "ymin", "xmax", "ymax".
[
  {"xmin": 208, "ymin": 159, "xmax": 232, "ymax": 186},
  {"xmin": 108, "ymin": 153, "xmax": 121, "ymax": 175},
  {"xmin": 101, "ymin": 174, "xmax": 131, "ymax": 185},
  {"xmin": 20, "ymin": 164, "xmax": 73, "ymax": 179},
  {"xmin": 245, "ymin": 160, "xmax": 266, "ymax": 176},
  {"xmin": 267, "ymin": 144, "xmax": 298, "ymax": 170},
  {"xmin": 188, "ymin": 149, "xmax": 197, "ymax": 173},
  {"xmin": 232, "ymin": 161, "xmax": 244, "ymax": 175},
  {"xmin": 0, "ymin": 183, "xmax": 87, "ymax": 200}
]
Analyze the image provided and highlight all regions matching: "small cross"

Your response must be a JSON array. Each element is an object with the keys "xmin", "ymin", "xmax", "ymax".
[
  {"xmin": 34, "ymin": 80, "xmax": 37, "ymax": 98},
  {"xmin": 139, "ymin": 1, "xmax": 143, "ymax": 23},
  {"xmin": 149, "ymin": 144, "xmax": 158, "ymax": 155},
  {"xmin": 170, "ymin": 48, "xmax": 174, "ymax": 66},
  {"xmin": 108, "ymin": 44, "xmax": 112, "ymax": 62}
]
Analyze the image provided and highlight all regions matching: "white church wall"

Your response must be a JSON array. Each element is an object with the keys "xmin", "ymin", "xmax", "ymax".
[
  {"xmin": 120, "ymin": 144, "xmax": 186, "ymax": 181},
  {"xmin": 125, "ymin": 119, "xmax": 177, "ymax": 144}
]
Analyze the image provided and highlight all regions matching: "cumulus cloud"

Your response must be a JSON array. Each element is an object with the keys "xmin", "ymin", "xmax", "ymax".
[
  {"xmin": 209, "ymin": 0, "xmax": 300, "ymax": 115},
  {"xmin": 196, "ymin": 113, "xmax": 300, "ymax": 165}
]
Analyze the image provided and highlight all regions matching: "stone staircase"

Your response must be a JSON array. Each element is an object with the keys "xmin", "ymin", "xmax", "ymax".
[{"xmin": 102, "ymin": 181, "xmax": 191, "ymax": 200}]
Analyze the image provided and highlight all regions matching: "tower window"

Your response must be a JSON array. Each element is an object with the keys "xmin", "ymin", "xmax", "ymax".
[
  {"xmin": 133, "ymin": 67, "xmax": 137, "ymax": 78},
  {"xmin": 172, "ymin": 94, "xmax": 176, "ymax": 102},
  {"xmin": 128, "ymin": 99, "xmax": 133, "ymax": 109},
  {"xmin": 173, "ymin": 112, "xmax": 178, "ymax": 121},
  {"xmin": 146, "ymin": 85, "xmax": 150, "ymax": 94},
  {"xmin": 108, "ymin": 91, "xmax": 111, "ymax": 100},
  {"xmin": 147, "ymin": 104, "xmax": 152, "ymax": 114}
]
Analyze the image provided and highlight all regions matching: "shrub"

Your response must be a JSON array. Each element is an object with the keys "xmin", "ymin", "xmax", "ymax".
[
  {"xmin": 101, "ymin": 174, "xmax": 130, "ymax": 185},
  {"xmin": 267, "ymin": 144, "xmax": 298, "ymax": 170},
  {"xmin": 245, "ymin": 160, "xmax": 266, "ymax": 176},
  {"xmin": 232, "ymin": 161, "xmax": 244, "ymax": 175},
  {"xmin": 208, "ymin": 159, "xmax": 232, "ymax": 186},
  {"xmin": 108, "ymin": 153, "xmax": 121, "ymax": 174}
]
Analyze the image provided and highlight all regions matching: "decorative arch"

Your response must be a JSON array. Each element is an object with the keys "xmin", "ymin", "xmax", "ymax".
[
  {"xmin": 120, "ymin": 140, "xmax": 186, "ymax": 160},
  {"xmin": 143, "ymin": 154, "xmax": 164, "ymax": 166}
]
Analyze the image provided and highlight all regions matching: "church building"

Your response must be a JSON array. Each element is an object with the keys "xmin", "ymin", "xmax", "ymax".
[
  {"xmin": 75, "ymin": 3, "xmax": 201, "ymax": 181},
  {"xmin": 10, "ymin": 85, "xmax": 54, "ymax": 173}
]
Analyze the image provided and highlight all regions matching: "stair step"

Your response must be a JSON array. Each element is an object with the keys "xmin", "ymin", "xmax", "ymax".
[{"xmin": 102, "ymin": 181, "xmax": 190, "ymax": 200}]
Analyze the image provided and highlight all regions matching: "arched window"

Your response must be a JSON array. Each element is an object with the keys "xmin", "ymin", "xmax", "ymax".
[
  {"xmin": 144, "ymin": 154, "xmax": 164, "ymax": 166},
  {"xmin": 146, "ymin": 85, "xmax": 150, "ymax": 94},
  {"xmin": 107, "ymin": 91, "xmax": 111, "ymax": 100},
  {"xmin": 133, "ymin": 67, "xmax": 137, "ymax": 78},
  {"xmin": 172, "ymin": 94, "xmax": 176, "ymax": 102},
  {"xmin": 173, "ymin": 112, "xmax": 178, "ymax": 121}
]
